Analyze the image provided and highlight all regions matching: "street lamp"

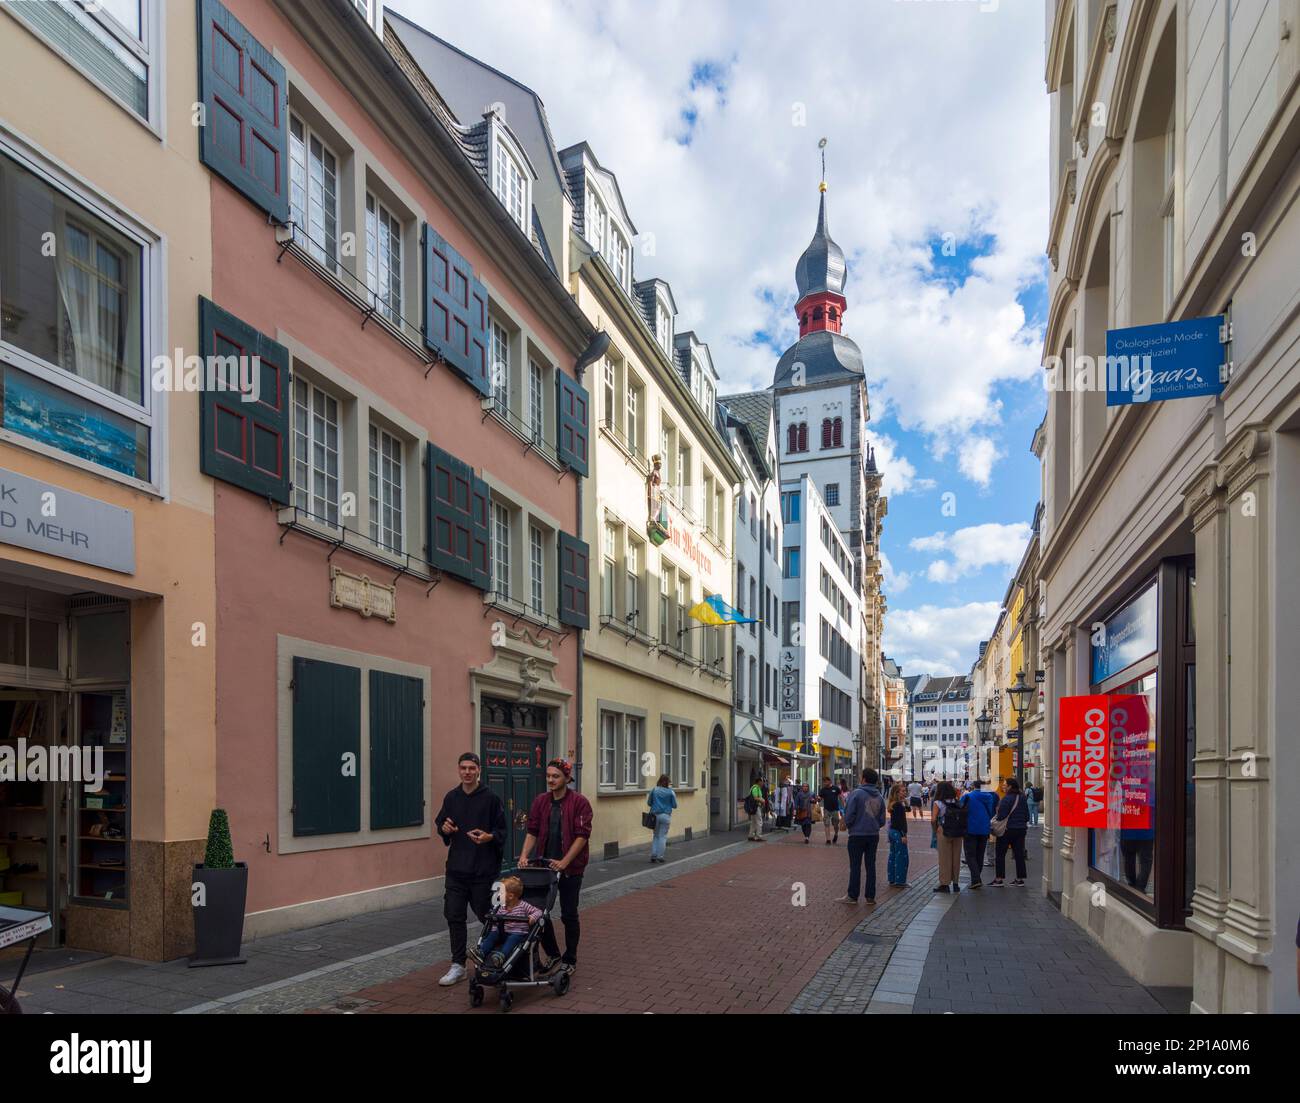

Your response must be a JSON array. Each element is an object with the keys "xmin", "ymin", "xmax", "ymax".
[
  {"xmin": 974, "ymin": 708, "xmax": 992, "ymax": 787},
  {"xmin": 1006, "ymin": 670, "xmax": 1033, "ymax": 790}
]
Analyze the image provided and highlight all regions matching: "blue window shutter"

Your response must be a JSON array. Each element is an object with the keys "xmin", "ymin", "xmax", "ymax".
[
  {"xmin": 292, "ymin": 657, "xmax": 361, "ymax": 836},
  {"xmin": 197, "ymin": 0, "xmax": 289, "ymax": 222},
  {"xmin": 426, "ymin": 443, "xmax": 490, "ymax": 589},
  {"xmin": 198, "ymin": 296, "xmax": 291, "ymax": 504},
  {"xmin": 555, "ymin": 370, "xmax": 590, "ymax": 476},
  {"xmin": 557, "ymin": 532, "xmax": 590, "ymax": 629},
  {"xmin": 422, "ymin": 224, "xmax": 489, "ymax": 394},
  {"xmin": 369, "ymin": 670, "xmax": 424, "ymax": 830}
]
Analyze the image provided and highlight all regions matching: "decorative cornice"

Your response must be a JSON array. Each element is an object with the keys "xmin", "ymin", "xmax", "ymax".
[
  {"xmin": 1219, "ymin": 425, "xmax": 1271, "ymax": 499},
  {"xmin": 1043, "ymin": 274, "xmax": 1078, "ymax": 358},
  {"xmin": 1106, "ymin": 0, "xmax": 1160, "ymax": 142},
  {"xmin": 1046, "ymin": 159, "xmax": 1077, "ymax": 270},
  {"xmin": 1045, "ymin": 0, "xmax": 1077, "ymax": 92},
  {"xmin": 1072, "ymin": 2, "xmax": 1118, "ymax": 152},
  {"xmin": 1181, "ymin": 462, "xmax": 1224, "ymax": 533},
  {"xmin": 1065, "ymin": 138, "xmax": 1120, "ymax": 283}
]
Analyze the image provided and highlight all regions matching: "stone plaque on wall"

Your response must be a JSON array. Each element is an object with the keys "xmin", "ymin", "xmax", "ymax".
[{"xmin": 329, "ymin": 566, "xmax": 396, "ymax": 623}]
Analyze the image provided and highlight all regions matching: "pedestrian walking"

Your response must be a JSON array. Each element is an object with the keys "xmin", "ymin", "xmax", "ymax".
[
  {"xmin": 991, "ymin": 778, "xmax": 1030, "ymax": 886},
  {"xmin": 745, "ymin": 775, "xmax": 765, "ymax": 841},
  {"xmin": 517, "ymin": 758, "xmax": 592, "ymax": 974},
  {"xmin": 773, "ymin": 777, "xmax": 795, "ymax": 832},
  {"xmin": 931, "ymin": 780, "xmax": 964, "ymax": 893},
  {"xmin": 1026, "ymin": 783, "xmax": 1039, "ymax": 826},
  {"xmin": 433, "ymin": 752, "xmax": 507, "ymax": 986},
  {"xmin": 887, "ymin": 781, "xmax": 910, "ymax": 887},
  {"xmin": 646, "ymin": 773, "xmax": 677, "ymax": 863},
  {"xmin": 793, "ymin": 782, "xmax": 814, "ymax": 843},
  {"xmin": 958, "ymin": 784, "xmax": 998, "ymax": 889},
  {"xmin": 835, "ymin": 768, "xmax": 887, "ymax": 905},
  {"xmin": 818, "ymin": 776, "xmax": 842, "ymax": 844},
  {"xmin": 908, "ymin": 778, "xmax": 923, "ymax": 818}
]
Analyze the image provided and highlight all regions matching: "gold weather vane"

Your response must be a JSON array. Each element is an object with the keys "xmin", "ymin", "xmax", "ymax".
[{"xmin": 819, "ymin": 137, "xmax": 828, "ymax": 193}]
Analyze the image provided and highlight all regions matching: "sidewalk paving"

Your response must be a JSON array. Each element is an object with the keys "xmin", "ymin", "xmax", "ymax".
[{"xmin": 2, "ymin": 822, "xmax": 754, "ymax": 1015}]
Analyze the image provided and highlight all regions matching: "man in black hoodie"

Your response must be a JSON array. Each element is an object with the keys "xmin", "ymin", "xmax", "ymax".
[{"xmin": 434, "ymin": 752, "xmax": 507, "ymax": 986}]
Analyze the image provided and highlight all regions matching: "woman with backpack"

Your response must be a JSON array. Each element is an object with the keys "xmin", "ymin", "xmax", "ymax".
[
  {"xmin": 991, "ymin": 778, "xmax": 1030, "ymax": 886},
  {"xmin": 930, "ymin": 780, "xmax": 963, "ymax": 893}
]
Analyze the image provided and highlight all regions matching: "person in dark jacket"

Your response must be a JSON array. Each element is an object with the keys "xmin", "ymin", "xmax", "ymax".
[
  {"xmin": 835, "ymin": 768, "xmax": 887, "ymax": 905},
  {"xmin": 518, "ymin": 758, "xmax": 593, "ymax": 974},
  {"xmin": 991, "ymin": 777, "xmax": 1031, "ymax": 886},
  {"xmin": 434, "ymin": 752, "xmax": 507, "ymax": 986},
  {"xmin": 959, "ymin": 786, "xmax": 998, "ymax": 889}
]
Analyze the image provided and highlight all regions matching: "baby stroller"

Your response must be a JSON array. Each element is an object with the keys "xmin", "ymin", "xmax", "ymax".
[{"xmin": 468, "ymin": 862, "xmax": 570, "ymax": 1012}]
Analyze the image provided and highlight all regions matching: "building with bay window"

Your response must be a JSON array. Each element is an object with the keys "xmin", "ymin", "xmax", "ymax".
[{"xmin": 1038, "ymin": 0, "xmax": 1300, "ymax": 1012}]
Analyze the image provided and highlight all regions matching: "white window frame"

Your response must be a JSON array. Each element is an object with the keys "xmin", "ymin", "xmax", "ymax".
[
  {"xmin": 625, "ymin": 374, "xmax": 641, "ymax": 456},
  {"xmin": 602, "ymin": 521, "xmax": 618, "ymax": 618},
  {"xmin": 0, "ymin": 132, "xmax": 162, "ymax": 492},
  {"xmin": 623, "ymin": 715, "xmax": 641, "ymax": 788},
  {"xmin": 289, "ymin": 114, "xmax": 341, "ymax": 272},
  {"xmin": 529, "ymin": 523, "xmax": 545, "ymax": 615},
  {"xmin": 293, "ymin": 377, "xmax": 343, "ymax": 526},
  {"xmin": 587, "ymin": 192, "xmax": 607, "ymax": 255},
  {"xmin": 368, "ymin": 423, "xmax": 404, "ymax": 554},
  {"xmin": 599, "ymin": 710, "xmax": 617, "ymax": 787},
  {"xmin": 528, "ymin": 358, "xmax": 545, "ymax": 444},
  {"xmin": 490, "ymin": 318, "xmax": 511, "ymax": 414},
  {"xmin": 365, "ymin": 191, "xmax": 403, "ymax": 324},
  {"xmin": 492, "ymin": 500, "xmax": 512, "ymax": 599},
  {"xmin": 625, "ymin": 537, "xmax": 641, "ymax": 628},
  {"xmin": 5, "ymin": 0, "xmax": 162, "ymax": 133},
  {"xmin": 492, "ymin": 131, "xmax": 529, "ymax": 233},
  {"xmin": 656, "ymin": 301, "xmax": 673, "ymax": 354}
]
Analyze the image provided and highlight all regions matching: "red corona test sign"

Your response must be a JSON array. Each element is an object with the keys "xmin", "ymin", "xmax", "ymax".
[{"xmin": 1057, "ymin": 694, "xmax": 1153, "ymax": 829}]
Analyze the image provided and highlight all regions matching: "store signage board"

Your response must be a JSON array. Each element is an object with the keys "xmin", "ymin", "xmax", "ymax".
[
  {"xmin": 1090, "ymin": 583, "xmax": 1157, "ymax": 685},
  {"xmin": 0, "ymin": 466, "xmax": 134, "ymax": 573},
  {"xmin": 1058, "ymin": 694, "xmax": 1153, "ymax": 829},
  {"xmin": 1105, "ymin": 315, "xmax": 1226, "ymax": 407},
  {"xmin": 779, "ymin": 647, "xmax": 800, "ymax": 721}
]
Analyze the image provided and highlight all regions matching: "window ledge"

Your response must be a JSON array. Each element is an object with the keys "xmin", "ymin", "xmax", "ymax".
[
  {"xmin": 596, "ymin": 786, "xmax": 650, "ymax": 797},
  {"xmin": 482, "ymin": 591, "xmax": 564, "ymax": 634},
  {"xmin": 598, "ymin": 421, "xmax": 650, "ymax": 474}
]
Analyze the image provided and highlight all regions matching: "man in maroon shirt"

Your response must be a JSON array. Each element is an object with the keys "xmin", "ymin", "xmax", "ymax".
[{"xmin": 518, "ymin": 758, "xmax": 593, "ymax": 975}]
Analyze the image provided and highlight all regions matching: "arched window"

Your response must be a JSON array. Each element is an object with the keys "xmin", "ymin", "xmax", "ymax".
[
  {"xmin": 828, "ymin": 307, "xmax": 837, "ymax": 322},
  {"xmin": 821, "ymin": 419, "xmax": 832, "ymax": 449},
  {"xmin": 787, "ymin": 423, "xmax": 800, "ymax": 452},
  {"xmin": 813, "ymin": 306, "xmax": 824, "ymax": 321},
  {"xmin": 801, "ymin": 313, "xmax": 809, "ymax": 327},
  {"xmin": 797, "ymin": 422, "xmax": 808, "ymax": 452},
  {"xmin": 832, "ymin": 418, "xmax": 843, "ymax": 448}
]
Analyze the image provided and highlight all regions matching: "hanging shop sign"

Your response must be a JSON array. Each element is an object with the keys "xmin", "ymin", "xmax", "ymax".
[
  {"xmin": 779, "ymin": 647, "xmax": 800, "ymax": 721},
  {"xmin": 1058, "ymin": 694, "xmax": 1153, "ymax": 829},
  {"xmin": 0, "ymin": 466, "xmax": 134, "ymax": 573},
  {"xmin": 1090, "ymin": 583, "xmax": 1157, "ymax": 684},
  {"xmin": 1104, "ymin": 315, "xmax": 1226, "ymax": 406}
]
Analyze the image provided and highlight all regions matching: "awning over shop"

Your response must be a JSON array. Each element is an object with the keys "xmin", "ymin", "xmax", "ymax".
[{"xmin": 738, "ymin": 736, "xmax": 819, "ymax": 764}]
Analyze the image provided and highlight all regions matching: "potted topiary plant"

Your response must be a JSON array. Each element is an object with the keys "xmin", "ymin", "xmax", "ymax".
[{"xmin": 189, "ymin": 809, "xmax": 248, "ymax": 967}]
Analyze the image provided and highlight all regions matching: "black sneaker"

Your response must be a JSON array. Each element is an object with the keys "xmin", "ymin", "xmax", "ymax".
[
  {"xmin": 1011, "ymin": 879, "xmax": 1026, "ymax": 886},
  {"xmin": 990, "ymin": 879, "xmax": 1005, "ymax": 887},
  {"xmin": 969, "ymin": 880, "xmax": 983, "ymax": 890},
  {"xmin": 951, "ymin": 884, "xmax": 961, "ymax": 893},
  {"xmin": 933, "ymin": 885, "xmax": 950, "ymax": 893}
]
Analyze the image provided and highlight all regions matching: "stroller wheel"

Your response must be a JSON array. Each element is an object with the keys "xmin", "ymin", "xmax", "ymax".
[
  {"xmin": 468, "ymin": 984, "xmax": 484, "ymax": 1008},
  {"xmin": 552, "ymin": 971, "xmax": 570, "ymax": 997},
  {"xmin": 499, "ymin": 990, "xmax": 514, "ymax": 1013}
]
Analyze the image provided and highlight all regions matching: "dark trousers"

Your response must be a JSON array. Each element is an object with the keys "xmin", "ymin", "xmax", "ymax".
[
  {"xmin": 799, "ymin": 818, "xmax": 812, "ymax": 838},
  {"xmin": 995, "ymin": 828, "xmax": 1028, "ymax": 879},
  {"xmin": 963, "ymin": 834, "xmax": 989, "ymax": 883},
  {"xmin": 846, "ymin": 834, "xmax": 880, "ymax": 901},
  {"xmin": 1121, "ymin": 838, "xmax": 1154, "ymax": 890},
  {"xmin": 444, "ymin": 872, "xmax": 494, "ymax": 966},
  {"xmin": 538, "ymin": 874, "xmax": 583, "ymax": 965}
]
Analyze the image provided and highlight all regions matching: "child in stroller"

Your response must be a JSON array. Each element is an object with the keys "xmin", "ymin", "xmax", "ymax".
[{"xmin": 468, "ymin": 863, "xmax": 570, "ymax": 1011}]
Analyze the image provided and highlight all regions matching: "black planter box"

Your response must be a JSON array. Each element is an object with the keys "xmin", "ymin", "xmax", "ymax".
[{"xmin": 189, "ymin": 863, "xmax": 248, "ymax": 967}]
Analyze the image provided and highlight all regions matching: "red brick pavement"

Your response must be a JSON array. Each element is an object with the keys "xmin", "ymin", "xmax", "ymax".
[{"xmin": 334, "ymin": 822, "xmax": 938, "ymax": 1015}]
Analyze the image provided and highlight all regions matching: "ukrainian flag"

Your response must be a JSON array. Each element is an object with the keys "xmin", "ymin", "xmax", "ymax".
[{"xmin": 687, "ymin": 595, "xmax": 759, "ymax": 626}]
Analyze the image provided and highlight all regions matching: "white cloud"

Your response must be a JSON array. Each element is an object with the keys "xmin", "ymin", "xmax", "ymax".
[
  {"xmin": 957, "ymin": 436, "xmax": 1002, "ymax": 487},
  {"xmin": 880, "ymin": 550, "xmax": 910, "ymax": 595},
  {"xmin": 390, "ymin": 0, "xmax": 1048, "ymax": 489},
  {"xmin": 910, "ymin": 522, "xmax": 1031, "ymax": 583},
  {"xmin": 883, "ymin": 601, "xmax": 1002, "ymax": 677},
  {"xmin": 864, "ymin": 430, "xmax": 933, "ymax": 498}
]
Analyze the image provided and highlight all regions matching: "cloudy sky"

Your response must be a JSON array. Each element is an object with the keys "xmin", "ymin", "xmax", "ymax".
[{"xmin": 392, "ymin": 0, "xmax": 1049, "ymax": 676}]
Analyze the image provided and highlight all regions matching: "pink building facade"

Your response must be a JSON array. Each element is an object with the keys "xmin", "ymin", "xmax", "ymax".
[{"xmin": 201, "ymin": 0, "xmax": 593, "ymax": 933}]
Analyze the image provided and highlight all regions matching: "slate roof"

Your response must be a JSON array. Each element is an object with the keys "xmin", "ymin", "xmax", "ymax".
[
  {"xmin": 882, "ymin": 656, "xmax": 902, "ymax": 679},
  {"xmin": 718, "ymin": 390, "xmax": 773, "ymax": 480},
  {"xmin": 773, "ymin": 329, "xmax": 864, "ymax": 388},
  {"xmin": 795, "ymin": 190, "xmax": 847, "ymax": 299}
]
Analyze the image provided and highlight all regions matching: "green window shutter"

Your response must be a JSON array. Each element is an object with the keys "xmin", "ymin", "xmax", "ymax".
[
  {"xmin": 557, "ymin": 531, "xmax": 590, "ymax": 629},
  {"xmin": 291, "ymin": 657, "xmax": 361, "ymax": 837},
  {"xmin": 555, "ymin": 370, "xmax": 590, "ymax": 476},
  {"xmin": 197, "ymin": 0, "xmax": 289, "ymax": 222},
  {"xmin": 426, "ymin": 443, "xmax": 490, "ymax": 589},
  {"xmin": 369, "ymin": 670, "xmax": 424, "ymax": 830},
  {"xmin": 198, "ymin": 296, "xmax": 291, "ymax": 504},
  {"xmin": 422, "ymin": 224, "xmax": 489, "ymax": 394}
]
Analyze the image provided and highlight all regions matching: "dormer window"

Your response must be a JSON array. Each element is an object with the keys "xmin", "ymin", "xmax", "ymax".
[
  {"xmin": 655, "ymin": 301, "xmax": 673, "ymax": 354},
  {"xmin": 492, "ymin": 136, "xmax": 528, "ymax": 232},
  {"xmin": 586, "ymin": 193, "xmax": 607, "ymax": 254}
]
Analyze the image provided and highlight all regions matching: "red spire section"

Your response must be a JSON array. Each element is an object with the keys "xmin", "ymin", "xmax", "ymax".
[{"xmin": 795, "ymin": 289, "xmax": 846, "ymax": 337}]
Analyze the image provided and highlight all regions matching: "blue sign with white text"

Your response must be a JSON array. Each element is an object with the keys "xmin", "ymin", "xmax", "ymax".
[{"xmin": 1104, "ymin": 315, "xmax": 1226, "ymax": 406}]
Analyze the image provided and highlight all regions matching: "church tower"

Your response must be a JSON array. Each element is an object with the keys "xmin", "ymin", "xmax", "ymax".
[{"xmin": 773, "ymin": 177, "xmax": 887, "ymax": 776}]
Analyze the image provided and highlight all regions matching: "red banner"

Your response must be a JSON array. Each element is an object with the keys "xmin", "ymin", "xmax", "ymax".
[{"xmin": 1057, "ymin": 694, "xmax": 1154, "ymax": 829}]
